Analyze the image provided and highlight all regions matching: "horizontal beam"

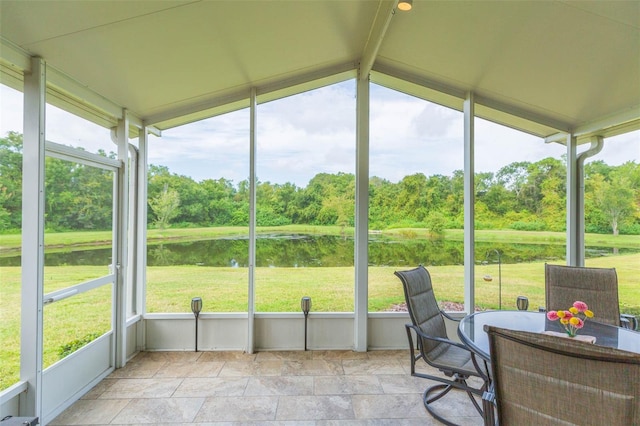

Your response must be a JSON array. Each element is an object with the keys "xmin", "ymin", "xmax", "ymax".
[
  {"xmin": 0, "ymin": 37, "xmax": 31, "ymax": 72},
  {"xmin": 473, "ymin": 94, "xmax": 571, "ymax": 134},
  {"xmin": 373, "ymin": 61, "xmax": 467, "ymax": 100},
  {"xmin": 147, "ymin": 61, "xmax": 357, "ymax": 129},
  {"xmin": 46, "ymin": 66, "xmax": 123, "ymax": 121},
  {"xmin": 45, "ymin": 140, "xmax": 121, "ymax": 170},
  {"xmin": 373, "ymin": 61, "xmax": 573, "ymax": 135}
]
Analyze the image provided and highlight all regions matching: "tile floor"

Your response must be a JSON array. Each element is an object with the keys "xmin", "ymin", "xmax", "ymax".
[{"xmin": 50, "ymin": 350, "xmax": 484, "ymax": 425}]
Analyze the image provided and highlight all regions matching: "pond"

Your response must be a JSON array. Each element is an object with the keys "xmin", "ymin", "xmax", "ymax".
[{"xmin": 0, "ymin": 233, "xmax": 632, "ymax": 267}]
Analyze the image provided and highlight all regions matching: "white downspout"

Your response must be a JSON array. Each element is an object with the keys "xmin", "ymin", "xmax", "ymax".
[{"xmin": 575, "ymin": 136, "xmax": 604, "ymax": 266}]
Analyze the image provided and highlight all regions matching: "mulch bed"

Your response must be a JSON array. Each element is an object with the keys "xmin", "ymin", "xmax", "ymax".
[{"xmin": 386, "ymin": 301, "xmax": 483, "ymax": 312}]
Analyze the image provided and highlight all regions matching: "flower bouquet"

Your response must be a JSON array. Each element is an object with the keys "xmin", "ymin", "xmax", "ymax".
[{"xmin": 546, "ymin": 301, "xmax": 594, "ymax": 338}]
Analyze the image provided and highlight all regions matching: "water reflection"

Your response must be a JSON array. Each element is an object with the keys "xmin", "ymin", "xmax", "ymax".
[{"xmin": 0, "ymin": 233, "xmax": 634, "ymax": 267}]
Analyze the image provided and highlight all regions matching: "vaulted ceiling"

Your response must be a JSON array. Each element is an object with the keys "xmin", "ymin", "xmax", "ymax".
[{"xmin": 1, "ymin": 0, "xmax": 638, "ymax": 141}]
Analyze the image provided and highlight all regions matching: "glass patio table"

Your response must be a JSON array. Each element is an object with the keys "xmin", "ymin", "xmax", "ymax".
[{"xmin": 458, "ymin": 310, "xmax": 640, "ymax": 361}]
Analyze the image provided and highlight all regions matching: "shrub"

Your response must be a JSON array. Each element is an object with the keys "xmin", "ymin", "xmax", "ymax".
[
  {"xmin": 510, "ymin": 221, "xmax": 546, "ymax": 231},
  {"xmin": 58, "ymin": 332, "xmax": 102, "ymax": 359},
  {"xmin": 426, "ymin": 211, "xmax": 446, "ymax": 236},
  {"xmin": 620, "ymin": 223, "xmax": 640, "ymax": 235}
]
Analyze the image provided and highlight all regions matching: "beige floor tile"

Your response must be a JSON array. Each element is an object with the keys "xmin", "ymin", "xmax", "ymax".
[
  {"xmin": 218, "ymin": 360, "xmax": 284, "ymax": 376},
  {"xmin": 255, "ymin": 350, "xmax": 313, "ymax": 361},
  {"xmin": 110, "ymin": 397, "xmax": 205, "ymax": 424},
  {"xmin": 172, "ymin": 377, "xmax": 248, "ymax": 397},
  {"xmin": 312, "ymin": 350, "xmax": 369, "ymax": 360},
  {"xmin": 154, "ymin": 361, "xmax": 225, "ymax": 378},
  {"xmin": 352, "ymin": 393, "xmax": 432, "ymax": 419},
  {"xmin": 53, "ymin": 350, "xmax": 485, "ymax": 425},
  {"xmin": 342, "ymin": 359, "xmax": 404, "ymax": 375},
  {"xmin": 375, "ymin": 374, "xmax": 424, "ymax": 394},
  {"xmin": 282, "ymin": 359, "xmax": 344, "ymax": 376},
  {"xmin": 49, "ymin": 399, "xmax": 130, "ymax": 425},
  {"xmin": 244, "ymin": 376, "xmax": 314, "ymax": 396},
  {"xmin": 314, "ymin": 375, "xmax": 382, "ymax": 395},
  {"xmin": 135, "ymin": 351, "xmax": 203, "ymax": 363},
  {"xmin": 198, "ymin": 351, "xmax": 256, "ymax": 361},
  {"xmin": 100, "ymin": 378, "xmax": 183, "ymax": 399},
  {"xmin": 108, "ymin": 360, "xmax": 167, "ymax": 378},
  {"xmin": 80, "ymin": 378, "xmax": 118, "ymax": 400},
  {"xmin": 365, "ymin": 350, "xmax": 409, "ymax": 360},
  {"xmin": 317, "ymin": 419, "xmax": 437, "ymax": 425},
  {"xmin": 276, "ymin": 395, "xmax": 355, "ymax": 421},
  {"xmin": 194, "ymin": 396, "xmax": 278, "ymax": 422}
]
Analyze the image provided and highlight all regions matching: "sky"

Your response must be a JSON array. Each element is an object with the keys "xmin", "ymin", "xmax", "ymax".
[{"xmin": 1, "ymin": 82, "xmax": 638, "ymax": 188}]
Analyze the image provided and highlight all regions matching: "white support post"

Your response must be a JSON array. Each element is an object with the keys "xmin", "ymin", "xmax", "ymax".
[
  {"xmin": 114, "ymin": 112, "xmax": 130, "ymax": 368},
  {"xmin": 136, "ymin": 128, "xmax": 149, "ymax": 349},
  {"xmin": 20, "ymin": 56, "xmax": 46, "ymax": 419},
  {"xmin": 127, "ymin": 144, "xmax": 137, "ymax": 320},
  {"xmin": 463, "ymin": 92, "xmax": 475, "ymax": 314},
  {"xmin": 566, "ymin": 134, "xmax": 579, "ymax": 266},
  {"xmin": 573, "ymin": 135, "xmax": 604, "ymax": 267},
  {"xmin": 354, "ymin": 73, "xmax": 370, "ymax": 352},
  {"xmin": 247, "ymin": 88, "xmax": 257, "ymax": 353}
]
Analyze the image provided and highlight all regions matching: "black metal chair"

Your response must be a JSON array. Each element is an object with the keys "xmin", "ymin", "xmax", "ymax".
[{"xmin": 395, "ymin": 265, "xmax": 489, "ymax": 426}]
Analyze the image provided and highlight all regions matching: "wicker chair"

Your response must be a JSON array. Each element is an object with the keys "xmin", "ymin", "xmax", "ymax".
[
  {"xmin": 545, "ymin": 263, "xmax": 636, "ymax": 328},
  {"xmin": 484, "ymin": 325, "xmax": 640, "ymax": 425},
  {"xmin": 395, "ymin": 265, "xmax": 488, "ymax": 426}
]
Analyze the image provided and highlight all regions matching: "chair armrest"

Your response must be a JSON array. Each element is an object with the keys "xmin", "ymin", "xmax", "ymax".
[
  {"xmin": 406, "ymin": 323, "xmax": 471, "ymax": 351},
  {"xmin": 440, "ymin": 310, "xmax": 462, "ymax": 322}
]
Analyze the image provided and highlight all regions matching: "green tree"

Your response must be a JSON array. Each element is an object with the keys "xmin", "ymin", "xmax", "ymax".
[
  {"xmin": 426, "ymin": 210, "xmax": 446, "ymax": 237},
  {"xmin": 0, "ymin": 132, "xmax": 22, "ymax": 231},
  {"xmin": 369, "ymin": 176, "xmax": 400, "ymax": 228},
  {"xmin": 149, "ymin": 183, "xmax": 181, "ymax": 229},
  {"xmin": 594, "ymin": 172, "xmax": 635, "ymax": 235},
  {"xmin": 396, "ymin": 173, "xmax": 428, "ymax": 222}
]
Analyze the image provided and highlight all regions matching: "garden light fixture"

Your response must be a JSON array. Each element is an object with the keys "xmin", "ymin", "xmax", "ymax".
[
  {"xmin": 191, "ymin": 297, "xmax": 202, "ymax": 351},
  {"xmin": 301, "ymin": 296, "xmax": 311, "ymax": 351}
]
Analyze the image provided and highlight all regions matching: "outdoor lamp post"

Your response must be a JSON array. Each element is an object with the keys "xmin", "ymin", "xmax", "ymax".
[
  {"xmin": 486, "ymin": 249, "xmax": 502, "ymax": 310},
  {"xmin": 191, "ymin": 297, "xmax": 203, "ymax": 352},
  {"xmin": 301, "ymin": 296, "xmax": 311, "ymax": 351}
]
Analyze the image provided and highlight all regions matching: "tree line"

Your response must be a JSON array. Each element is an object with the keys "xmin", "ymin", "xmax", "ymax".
[{"xmin": 1, "ymin": 131, "xmax": 638, "ymax": 235}]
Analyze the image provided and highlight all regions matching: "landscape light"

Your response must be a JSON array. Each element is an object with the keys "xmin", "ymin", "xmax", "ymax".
[
  {"xmin": 191, "ymin": 297, "xmax": 203, "ymax": 351},
  {"xmin": 301, "ymin": 296, "xmax": 311, "ymax": 351}
]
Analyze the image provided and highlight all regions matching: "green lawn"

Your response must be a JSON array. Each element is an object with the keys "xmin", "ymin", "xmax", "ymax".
[{"xmin": 2, "ymin": 252, "xmax": 639, "ymax": 390}]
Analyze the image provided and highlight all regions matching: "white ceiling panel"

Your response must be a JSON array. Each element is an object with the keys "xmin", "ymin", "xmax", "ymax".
[{"xmin": 1, "ymin": 0, "xmax": 638, "ymax": 138}]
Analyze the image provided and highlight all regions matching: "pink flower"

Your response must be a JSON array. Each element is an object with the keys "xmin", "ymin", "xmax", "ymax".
[
  {"xmin": 573, "ymin": 301, "xmax": 588, "ymax": 312},
  {"xmin": 547, "ymin": 301, "xmax": 593, "ymax": 337}
]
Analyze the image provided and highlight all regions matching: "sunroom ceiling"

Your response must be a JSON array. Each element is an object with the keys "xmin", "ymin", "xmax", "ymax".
[{"xmin": 0, "ymin": 0, "xmax": 638, "ymax": 140}]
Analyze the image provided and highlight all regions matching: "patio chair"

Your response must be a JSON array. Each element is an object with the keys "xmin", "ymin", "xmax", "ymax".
[
  {"xmin": 484, "ymin": 325, "xmax": 640, "ymax": 425},
  {"xmin": 545, "ymin": 263, "xmax": 636, "ymax": 328},
  {"xmin": 394, "ymin": 265, "xmax": 488, "ymax": 426}
]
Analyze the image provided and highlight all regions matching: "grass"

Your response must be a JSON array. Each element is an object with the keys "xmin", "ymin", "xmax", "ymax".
[{"xmin": 2, "ymin": 251, "xmax": 639, "ymax": 390}]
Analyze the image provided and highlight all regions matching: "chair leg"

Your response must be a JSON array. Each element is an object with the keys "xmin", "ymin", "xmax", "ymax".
[
  {"xmin": 421, "ymin": 377, "xmax": 484, "ymax": 426},
  {"xmin": 423, "ymin": 384, "xmax": 459, "ymax": 426}
]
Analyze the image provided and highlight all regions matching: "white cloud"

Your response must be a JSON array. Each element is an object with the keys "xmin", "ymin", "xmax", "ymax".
[{"xmin": 2, "ymin": 82, "xmax": 638, "ymax": 188}]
